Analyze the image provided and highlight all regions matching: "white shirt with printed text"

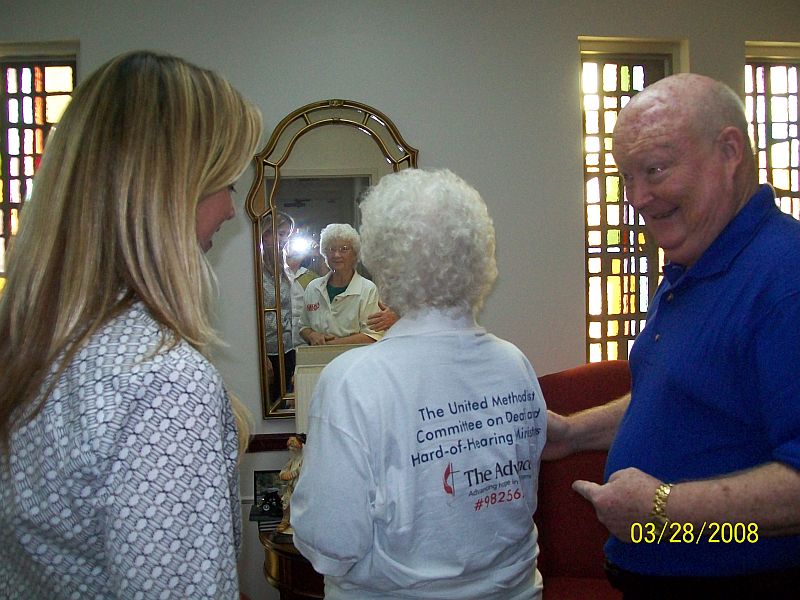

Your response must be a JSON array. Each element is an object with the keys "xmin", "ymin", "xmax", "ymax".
[{"xmin": 292, "ymin": 308, "xmax": 546, "ymax": 599}]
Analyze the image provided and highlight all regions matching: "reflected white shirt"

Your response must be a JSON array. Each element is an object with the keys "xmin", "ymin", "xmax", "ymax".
[{"xmin": 299, "ymin": 271, "xmax": 382, "ymax": 341}]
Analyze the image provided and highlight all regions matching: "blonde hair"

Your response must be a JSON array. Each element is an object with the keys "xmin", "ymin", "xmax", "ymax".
[{"xmin": 0, "ymin": 51, "xmax": 262, "ymax": 454}]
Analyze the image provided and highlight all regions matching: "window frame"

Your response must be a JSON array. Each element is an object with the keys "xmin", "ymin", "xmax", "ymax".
[
  {"xmin": 745, "ymin": 42, "xmax": 800, "ymax": 219},
  {"xmin": 579, "ymin": 38, "xmax": 683, "ymax": 363},
  {"xmin": 0, "ymin": 41, "xmax": 78, "ymax": 290}
]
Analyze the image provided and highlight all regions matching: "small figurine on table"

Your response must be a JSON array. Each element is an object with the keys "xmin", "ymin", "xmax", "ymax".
[{"xmin": 276, "ymin": 434, "xmax": 306, "ymax": 534}]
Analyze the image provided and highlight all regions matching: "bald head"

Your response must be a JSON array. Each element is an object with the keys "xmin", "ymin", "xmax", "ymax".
[
  {"xmin": 616, "ymin": 73, "xmax": 751, "ymax": 151},
  {"xmin": 611, "ymin": 74, "xmax": 759, "ymax": 267}
]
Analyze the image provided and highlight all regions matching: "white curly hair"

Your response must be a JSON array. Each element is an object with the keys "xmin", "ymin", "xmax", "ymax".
[
  {"xmin": 319, "ymin": 223, "xmax": 361, "ymax": 260},
  {"xmin": 359, "ymin": 168, "xmax": 497, "ymax": 317}
]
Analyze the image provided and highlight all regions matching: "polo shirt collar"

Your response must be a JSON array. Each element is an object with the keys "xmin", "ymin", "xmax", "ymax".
[
  {"xmin": 321, "ymin": 271, "xmax": 365, "ymax": 297},
  {"xmin": 663, "ymin": 184, "xmax": 776, "ymax": 285},
  {"xmin": 285, "ymin": 265, "xmax": 308, "ymax": 279}
]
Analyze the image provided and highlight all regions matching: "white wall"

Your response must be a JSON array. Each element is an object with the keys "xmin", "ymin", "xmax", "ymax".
[{"xmin": 4, "ymin": 1, "xmax": 799, "ymax": 597}]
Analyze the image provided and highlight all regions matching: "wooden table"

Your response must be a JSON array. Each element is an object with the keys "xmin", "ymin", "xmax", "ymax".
[{"xmin": 259, "ymin": 530, "xmax": 324, "ymax": 599}]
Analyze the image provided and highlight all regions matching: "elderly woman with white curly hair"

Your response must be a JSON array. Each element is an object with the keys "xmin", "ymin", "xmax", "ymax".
[
  {"xmin": 292, "ymin": 169, "xmax": 548, "ymax": 600},
  {"xmin": 299, "ymin": 223, "xmax": 384, "ymax": 346}
]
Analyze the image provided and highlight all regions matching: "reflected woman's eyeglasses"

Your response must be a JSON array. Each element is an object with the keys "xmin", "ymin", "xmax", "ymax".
[{"xmin": 325, "ymin": 245, "xmax": 352, "ymax": 255}]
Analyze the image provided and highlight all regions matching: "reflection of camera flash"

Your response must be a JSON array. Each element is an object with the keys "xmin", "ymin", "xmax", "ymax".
[{"xmin": 287, "ymin": 236, "xmax": 312, "ymax": 256}]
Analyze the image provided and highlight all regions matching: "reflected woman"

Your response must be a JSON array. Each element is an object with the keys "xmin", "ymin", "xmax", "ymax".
[
  {"xmin": 299, "ymin": 223, "xmax": 382, "ymax": 345},
  {"xmin": 262, "ymin": 212, "xmax": 295, "ymax": 402}
]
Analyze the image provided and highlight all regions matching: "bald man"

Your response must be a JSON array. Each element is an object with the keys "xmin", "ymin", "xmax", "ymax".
[{"xmin": 547, "ymin": 74, "xmax": 800, "ymax": 598}]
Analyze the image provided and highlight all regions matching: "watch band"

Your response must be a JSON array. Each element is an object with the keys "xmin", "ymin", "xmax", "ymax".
[{"xmin": 650, "ymin": 482, "xmax": 673, "ymax": 525}]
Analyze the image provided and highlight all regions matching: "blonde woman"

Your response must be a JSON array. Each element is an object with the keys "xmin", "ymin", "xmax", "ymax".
[
  {"xmin": 262, "ymin": 211, "xmax": 296, "ymax": 403},
  {"xmin": 0, "ymin": 51, "xmax": 261, "ymax": 598}
]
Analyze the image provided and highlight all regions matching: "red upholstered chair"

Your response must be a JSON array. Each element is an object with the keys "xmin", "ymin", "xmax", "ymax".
[{"xmin": 536, "ymin": 360, "xmax": 630, "ymax": 600}]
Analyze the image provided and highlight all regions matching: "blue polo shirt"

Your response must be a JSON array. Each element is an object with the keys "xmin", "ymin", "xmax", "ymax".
[{"xmin": 605, "ymin": 185, "xmax": 800, "ymax": 576}]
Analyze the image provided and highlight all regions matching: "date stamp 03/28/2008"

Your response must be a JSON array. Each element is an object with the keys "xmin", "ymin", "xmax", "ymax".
[{"xmin": 630, "ymin": 522, "xmax": 759, "ymax": 544}]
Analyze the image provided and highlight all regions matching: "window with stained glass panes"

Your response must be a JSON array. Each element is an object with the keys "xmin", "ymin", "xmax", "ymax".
[
  {"xmin": 745, "ymin": 61, "xmax": 800, "ymax": 219},
  {"xmin": 1, "ymin": 58, "xmax": 75, "ymax": 292},
  {"xmin": 581, "ymin": 55, "xmax": 670, "ymax": 362}
]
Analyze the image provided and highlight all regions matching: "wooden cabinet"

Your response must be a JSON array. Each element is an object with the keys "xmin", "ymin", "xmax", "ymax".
[{"xmin": 260, "ymin": 531, "xmax": 324, "ymax": 599}]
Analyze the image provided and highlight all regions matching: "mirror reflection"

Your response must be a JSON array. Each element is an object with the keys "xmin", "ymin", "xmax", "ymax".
[
  {"xmin": 260, "ymin": 213, "xmax": 295, "ymax": 407},
  {"xmin": 246, "ymin": 99, "xmax": 418, "ymax": 419},
  {"xmin": 298, "ymin": 223, "xmax": 383, "ymax": 347}
]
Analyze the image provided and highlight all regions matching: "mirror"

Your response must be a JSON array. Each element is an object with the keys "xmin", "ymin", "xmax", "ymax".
[{"xmin": 246, "ymin": 99, "xmax": 418, "ymax": 419}]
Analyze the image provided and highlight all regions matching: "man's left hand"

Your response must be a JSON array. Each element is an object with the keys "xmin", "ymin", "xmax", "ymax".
[{"xmin": 572, "ymin": 467, "xmax": 661, "ymax": 542}]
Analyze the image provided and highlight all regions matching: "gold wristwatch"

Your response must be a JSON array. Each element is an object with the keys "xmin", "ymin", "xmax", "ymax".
[{"xmin": 650, "ymin": 482, "xmax": 673, "ymax": 526}]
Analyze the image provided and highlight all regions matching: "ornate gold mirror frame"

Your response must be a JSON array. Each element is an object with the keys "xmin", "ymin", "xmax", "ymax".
[{"xmin": 246, "ymin": 99, "xmax": 418, "ymax": 419}]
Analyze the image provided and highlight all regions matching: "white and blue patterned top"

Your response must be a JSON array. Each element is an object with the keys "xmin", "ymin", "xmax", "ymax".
[{"xmin": 0, "ymin": 302, "xmax": 242, "ymax": 599}]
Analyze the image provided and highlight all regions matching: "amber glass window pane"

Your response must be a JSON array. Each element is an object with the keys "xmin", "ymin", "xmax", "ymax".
[
  {"xmin": 0, "ymin": 56, "xmax": 75, "ymax": 283},
  {"xmin": 582, "ymin": 53, "xmax": 669, "ymax": 362},
  {"xmin": 745, "ymin": 59, "xmax": 800, "ymax": 219}
]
